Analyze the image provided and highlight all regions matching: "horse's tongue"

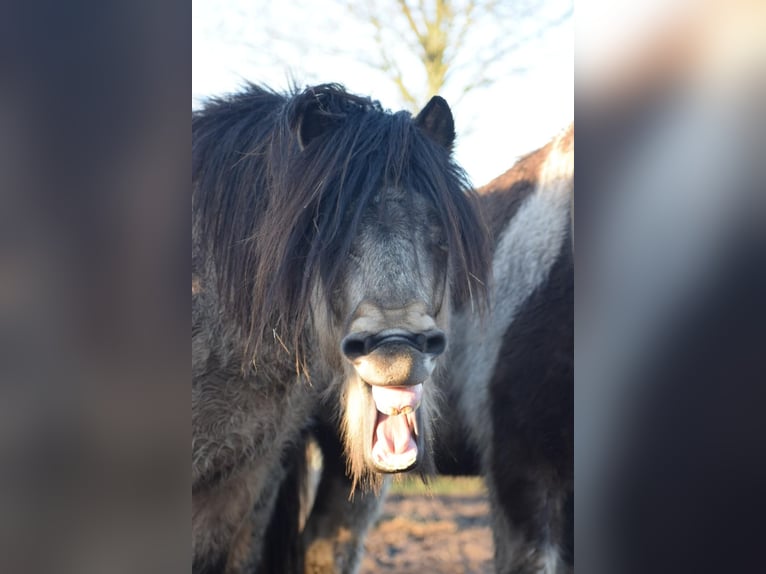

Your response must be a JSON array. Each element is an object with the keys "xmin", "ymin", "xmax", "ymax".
[{"xmin": 376, "ymin": 413, "xmax": 416, "ymax": 454}]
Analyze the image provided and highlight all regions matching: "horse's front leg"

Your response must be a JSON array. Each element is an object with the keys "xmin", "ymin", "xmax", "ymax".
[
  {"xmin": 301, "ymin": 422, "xmax": 389, "ymax": 574},
  {"xmin": 193, "ymin": 460, "xmax": 290, "ymax": 574},
  {"xmin": 485, "ymin": 459, "xmax": 572, "ymax": 574}
]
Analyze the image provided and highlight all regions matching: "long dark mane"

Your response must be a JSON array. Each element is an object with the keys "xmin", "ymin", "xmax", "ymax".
[{"xmin": 193, "ymin": 83, "xmax": 489, "ymax": 368}]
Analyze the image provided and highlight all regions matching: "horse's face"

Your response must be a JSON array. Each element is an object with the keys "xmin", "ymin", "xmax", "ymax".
[
  {"xmin": 286, "ymin": 90, "xmax": 486, "ymax": 486},
  {"xmin": 333, "ymin": 186, "xmax": 450, "ymax": 476}
]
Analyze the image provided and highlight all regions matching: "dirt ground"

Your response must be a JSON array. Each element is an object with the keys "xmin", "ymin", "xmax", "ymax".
[{"xmin": 359, "ymin": 486, "xmax": 494, "ymax": 574}]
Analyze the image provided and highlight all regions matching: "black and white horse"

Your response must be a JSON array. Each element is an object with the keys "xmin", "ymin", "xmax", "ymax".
[
  {"xmin": 298, "ymin": 124, "xmax": 573, "ymax": 574},
  {"xmin": 192, "ymin": 83, "xmax": 489, "ymax": 573},
  {"xmin": 438, "ymin": 123, "xmax": 573, "ymax": 572}
]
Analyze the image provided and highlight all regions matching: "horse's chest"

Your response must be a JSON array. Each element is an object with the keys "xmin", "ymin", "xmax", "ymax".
[{"xmin": 192, "ymin": 368, "xmax": 314, "ymax": 483}]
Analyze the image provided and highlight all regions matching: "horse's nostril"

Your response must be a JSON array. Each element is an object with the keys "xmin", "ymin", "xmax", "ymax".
[
  {"xmin": 341, "ymin": 336, "xmax": 368, "ymax": 359},
  {"xmin": 424, "ymin": 332, "xmax": 446, "ymax": 355}
]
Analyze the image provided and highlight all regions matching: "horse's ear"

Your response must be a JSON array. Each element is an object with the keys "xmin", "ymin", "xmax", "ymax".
[
  {"xmin": 414, "ymin": 96, "xmax": 455, "ymax": 151},
  {"xmin": 289, "ymin": 93, "xmax": 337, "ymax": 151}
]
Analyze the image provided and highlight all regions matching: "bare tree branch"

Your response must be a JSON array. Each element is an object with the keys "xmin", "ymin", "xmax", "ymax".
[
  {"xmin": 398, "ymin": 0, "xmax": 426, "ymax": 46},
  {"xmin": 252, "ymin": 0, "xmax": 572, "ymax": 112},
  {"xmin": 368, "ymin": 10, "xmax": 420, "ymax": 109},
  {"xmin": 444, "ymin": 0, "xmax": 477, "ymax": 69}
]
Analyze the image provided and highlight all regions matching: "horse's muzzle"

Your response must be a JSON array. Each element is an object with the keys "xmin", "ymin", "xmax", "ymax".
[{"xmin": 341, "ymin": 329, "xmax": 445, "ymax": 387}]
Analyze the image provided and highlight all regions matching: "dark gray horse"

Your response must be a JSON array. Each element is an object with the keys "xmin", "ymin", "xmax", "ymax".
[
  {"xmin": 298, "ymin": 124, "xmax": 574, "ymax": 574},
  {"xmin": 192, "ymin": 83, "xmax": 489, "ymax": 573}
]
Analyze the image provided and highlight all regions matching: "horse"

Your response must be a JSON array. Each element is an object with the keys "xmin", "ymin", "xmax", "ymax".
[
  {"xmin": 296, "ymin": 123, "xmax": 573, "ymax": 574},
  {"xmin": 191, "ymin": 83, "xmax": 490, "ymax": 573},
  {"xmin": 437, "ymin": 122, "xmax": 574, "ymax": 572}
]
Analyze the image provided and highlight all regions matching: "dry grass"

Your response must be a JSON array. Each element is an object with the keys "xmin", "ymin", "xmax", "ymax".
[{"xmin": 389, "ymin": 475, "xmax": 487, "ymax": 497}]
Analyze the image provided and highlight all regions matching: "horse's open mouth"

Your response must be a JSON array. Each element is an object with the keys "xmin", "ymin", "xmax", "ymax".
[{"xmin": 368, "ymin": 383, "xmax": 422, "ymax": 472}]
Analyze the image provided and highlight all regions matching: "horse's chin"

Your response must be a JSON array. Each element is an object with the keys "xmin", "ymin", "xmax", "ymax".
[{"xmin": 362, "ymin": 382, "xmax": 423, "ymax": 474}]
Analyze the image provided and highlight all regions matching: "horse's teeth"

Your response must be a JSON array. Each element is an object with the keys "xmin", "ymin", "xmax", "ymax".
[
  {"xmin": 371, "ymin": 384, "xmax": 422, "ymax": 416},
  {"xmin": 378, "ymin": 405, "xmax": 420, "ymax": 416},
  {"xmin": 379, "ymin": 404, "xmax": 419, "ymax": 416}
]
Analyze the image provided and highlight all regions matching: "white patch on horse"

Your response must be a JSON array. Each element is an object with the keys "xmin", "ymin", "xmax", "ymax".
[{"xmin": 451, "ymin": 126, "xmax": 573, "ymax": 456}]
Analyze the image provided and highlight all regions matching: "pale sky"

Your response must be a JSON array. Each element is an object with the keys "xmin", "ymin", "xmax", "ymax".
[{"xmin": 192, "ymin": 0, "xmax": 573, "ymax": 187}]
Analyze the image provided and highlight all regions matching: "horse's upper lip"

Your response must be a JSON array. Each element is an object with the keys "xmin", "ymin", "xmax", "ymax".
[{"xmin": 370, "ymin": 383, "xmax": 422, "ymax": 416}]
